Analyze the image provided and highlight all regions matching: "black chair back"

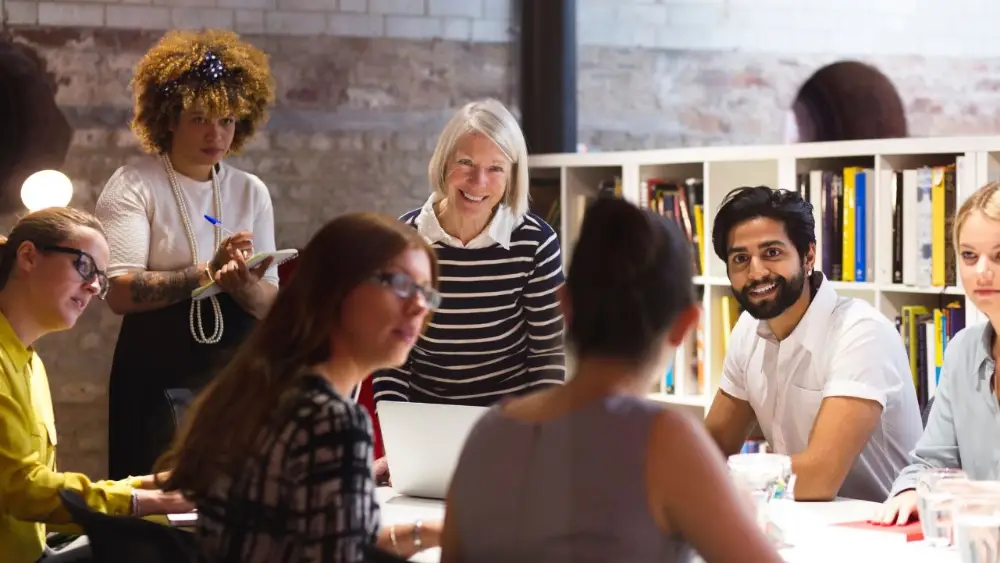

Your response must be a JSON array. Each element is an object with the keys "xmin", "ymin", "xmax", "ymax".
[
  {"xmin": 164, "ymin": 388, "xmax": 195, "ymax": 429},
  {"xmin": 58, "ymin": 489, "xmax": 196, "ymax": 563}
]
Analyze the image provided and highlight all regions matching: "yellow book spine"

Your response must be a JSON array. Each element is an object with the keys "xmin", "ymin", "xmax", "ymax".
[
  {"xmin": 931, "ymin": 167, "xmax": 946, "ymax": 286},
  {"xmin": 841, "ymin": 167, "xmax": 859, "ymax": 282},
  {"xmin": 694, "ymin": 205, "xmax": 705, "ymax": 274},
  {"xmin": 720, "ymin": 296, "xmax": 733, "ymax": 352},
  {"xmin": 933, "ymin": 309, "xmax": 944, "ymax": 370}
]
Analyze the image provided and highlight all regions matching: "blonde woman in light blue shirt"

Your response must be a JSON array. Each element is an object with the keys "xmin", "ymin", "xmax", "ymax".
[{"xmin": 877, "ymin": 180, "xmax": 1000, "ymax": 525}]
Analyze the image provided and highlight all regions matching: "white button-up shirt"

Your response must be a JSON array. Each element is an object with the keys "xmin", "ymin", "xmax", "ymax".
[
  {"xmin": 719, "ymin": 273, "xmax": 923, "ymax": 502},
  {"xmin": 413, "ymin": 192, "xmax": 522, "ymax": 250}
]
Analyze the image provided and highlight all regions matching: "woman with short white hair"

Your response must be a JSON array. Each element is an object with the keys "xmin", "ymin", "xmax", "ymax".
[{"xmin": 372, "ymin": 98, "xmax": 565, "ymax": 413}]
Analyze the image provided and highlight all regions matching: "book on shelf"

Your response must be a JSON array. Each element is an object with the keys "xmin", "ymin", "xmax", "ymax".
[
  {"xmin": 795, "ymin": 156, "xmax": 963, "ymax": 287},
  {"xmin": 529, "ymin": 177, "xmax": 562, "ymax": 239},
  {"xmin": 660, "ymin": 319, "xmax": 704, "ymax": 396},
  {"xmin": 897, "ymin": 301, "xmax": 965, "ymax": 409},
  {"xmin": 640, "ymin": 177, "xmax": 705, "ymax": 276}
]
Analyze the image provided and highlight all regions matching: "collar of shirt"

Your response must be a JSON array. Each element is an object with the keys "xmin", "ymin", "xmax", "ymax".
[
  {"xmin": 754, "ymin": 271, "xmax": 834, "ymax": 352},
  {"xmin": 413, "ymin": 192, "xmax": 520, "ymax": 250},
  {"xmin": 0, "ymin": 311, "xmax": 32, "ymax": 373},
  {"xmin": 971, "ymin": 322, "xmax": 998, "ymax": 393}
]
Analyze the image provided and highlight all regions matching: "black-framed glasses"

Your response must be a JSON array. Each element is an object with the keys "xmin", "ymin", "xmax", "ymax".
[
  {"xmin": 371, "ymin": 271, "xmax": 442, "ymax": 310},
  {"xmin": 39, "ymin": 245, "xmax": 109, "ymax": 300}
]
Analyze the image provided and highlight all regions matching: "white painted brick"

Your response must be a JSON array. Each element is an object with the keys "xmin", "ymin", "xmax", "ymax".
[
  {"xmin": 39, "ymin": 2, "xmax": 104, "ymax": 26},
  {"xmin": 5, "ymin": 1, "xmax": 39, "ymax": 24},
  {"xmin": 106, "ymin": 5, "xmax": 171, "ymax": 27},
  {"xmin": 154, "ymin": 0, "xmax": 216, "ymax": 7},
  {"xmin": 428, "ymin": 0, "xmax": 481, "ymax": 18},
  {"xmin": 666, "ymin": 2, "xmax": 725, "ymax": 27},
  {"xmin": 482, "ymin": 0, "xmax": 510, "ymax": 20},
  {"xmin": 385, "ymin": 15, "xmax": 442, "ymax": 38},
  {"xmin": 471, "ymin": 18, "xmax": 509, "ymax": 42},
  {"xmin": 442, "ymin": 17, "xmax": 471, "ymax": 40},
  {"xmin": 217, "ymin": 0, "xmax": 273, "ymax": 11},
  {"xmin": 370, "ymin": 0, "xmax": 424, "ymax": 16},
  {"xmin": 278, "ymin": 0, "xmax": 336, "ymax": 11},
  {"xmin": 327, "ymin": 13, "xmax": 385, "ymax": 36},
  {"xmin": 172, "ymin": 7, "xmax": 235, "ymax": 29},
  {"xmin": 577, "ymin": 0, "xmax": 616, "ymax": 25},
  {"xmin": 235, "ymin": 9, "xmax": 265, "ymax": 33},
  {"xmin": 619, "ymin": 3, "xmax": 668, "ymax": 26},
  {"xmin": 265, "ymin": 10, "xmax": 327, "ymax": 34},
  {"xmin": 340, "ymin": 0, "xmax": 367, "ymax": 11}
]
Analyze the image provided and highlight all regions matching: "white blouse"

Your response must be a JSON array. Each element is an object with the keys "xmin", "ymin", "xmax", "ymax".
[{"xmin": 95, "ymin": 155, "xmax": 279, "ymax": 286}]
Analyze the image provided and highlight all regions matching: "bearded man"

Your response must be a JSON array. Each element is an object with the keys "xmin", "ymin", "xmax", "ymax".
[{"xmin": 704, "ymin": 186, "xmax": 922, "ymax": 503}]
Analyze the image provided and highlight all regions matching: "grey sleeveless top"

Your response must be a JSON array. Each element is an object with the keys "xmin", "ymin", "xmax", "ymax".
[{"xmin": 448, "ymin": 394, "xmax": 694, "ymax": 562}]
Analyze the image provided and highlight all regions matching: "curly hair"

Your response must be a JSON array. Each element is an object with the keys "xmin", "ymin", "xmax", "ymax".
[{"xmin": 130, "ymin": 29, "xmax": 275, "ymax": 155}]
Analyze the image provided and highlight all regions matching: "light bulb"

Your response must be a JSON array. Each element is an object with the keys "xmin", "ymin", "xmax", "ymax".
[{"xmin": 21, "ymin": 170, "xmax": 73, "ymax": 212}]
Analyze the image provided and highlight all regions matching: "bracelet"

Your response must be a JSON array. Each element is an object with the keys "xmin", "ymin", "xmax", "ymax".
[
  {"xmin": 130, "ymin": 490, "xmax": 140, "ymax": 517},
  {"xmin": 389, "ymin": 524, "xmax": 399, "ymax": 553},
  {"xmin": 413, "ymin": 520, "xmax": 422, "ymax": 549}
]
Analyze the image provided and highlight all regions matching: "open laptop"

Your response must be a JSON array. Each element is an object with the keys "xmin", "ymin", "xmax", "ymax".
[{"xmin": 377, "ymin": 401, "xmax": 489, "ymax": 500}]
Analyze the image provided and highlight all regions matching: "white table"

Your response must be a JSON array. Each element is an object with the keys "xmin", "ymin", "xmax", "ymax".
[
  {"xmin": 376, "ymin": 487, "xmax": 445, "ymax": 563},
  {"xmin": 375, "ymin": 487, "xmax": 961, "ymax": 563}
]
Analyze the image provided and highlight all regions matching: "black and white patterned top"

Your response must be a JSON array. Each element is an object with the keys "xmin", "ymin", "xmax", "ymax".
[
  {"xmin": 372, "ymin": 207, "xmax": 566, "ymax": 406},
  {"xmin": 195, "ymin": 374, "xmax": 380, "ymax": 563}
]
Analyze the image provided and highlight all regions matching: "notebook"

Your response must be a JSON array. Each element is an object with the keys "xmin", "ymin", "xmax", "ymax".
[
  {"xmin": 833, "ymin": 519, "xmax": 924, "ymax": 542},
  {"xmin": 191, "ymin": 249, "xmax": 299, "ymax": 301}
]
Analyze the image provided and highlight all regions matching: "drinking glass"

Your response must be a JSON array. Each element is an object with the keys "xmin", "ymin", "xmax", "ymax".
[
  {"xmin": 917, "ymin": 469, "xmax": 970, "ymax": 547},
  {"xmin": 953, "ymin": 495, "xmax": 1000, "ymax": 563},
  {"xmin": 727, "ymin": 453, "xmax": 794, "ymax": 531}
]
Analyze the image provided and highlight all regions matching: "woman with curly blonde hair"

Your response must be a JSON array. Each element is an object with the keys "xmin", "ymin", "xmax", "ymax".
[{"xmin": 95, "ymin": 29, "xmax": 280, "ymax": 480}]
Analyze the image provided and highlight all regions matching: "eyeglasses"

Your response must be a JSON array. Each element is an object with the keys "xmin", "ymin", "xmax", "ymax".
[
  {"xmin": 39, "ymin": 245, "xmax": 109, "ymax": 300},
  {"xmin": 370, "ymin": 271, "xmax": 441, "ymax": 310}
]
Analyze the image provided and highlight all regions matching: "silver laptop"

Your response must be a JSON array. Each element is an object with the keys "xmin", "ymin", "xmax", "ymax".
[{"xmin": 377, "ymin": 401, "xmax": 488, "ymax": 499}]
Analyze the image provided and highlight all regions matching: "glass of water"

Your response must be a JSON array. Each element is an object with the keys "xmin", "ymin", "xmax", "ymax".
[
  {"xmin": 727, "ymin": 453, "xmax": 794, "ymax": 533},
  {"xmin": 917, "ymin": 469, "xmax": 971, "ymax": 547},
  {"xmin": 953, "ymin": 495, "xmax": 1000, "ymax": 563}
]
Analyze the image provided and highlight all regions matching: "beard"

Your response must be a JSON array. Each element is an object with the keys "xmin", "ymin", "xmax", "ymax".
[{"xmin": 733, "ymin": 268, "xmax": 807, "ymax": 320}]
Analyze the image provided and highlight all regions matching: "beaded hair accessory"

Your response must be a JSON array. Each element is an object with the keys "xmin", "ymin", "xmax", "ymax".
[{"xmin": 159, "ymin": 51, "xmax": 232, "ymax": 96}]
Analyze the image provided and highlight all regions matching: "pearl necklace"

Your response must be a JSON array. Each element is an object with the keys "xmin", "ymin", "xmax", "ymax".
[{"xmin": 160, "ymin": 153, "xmax": 224, "ymax": 345}]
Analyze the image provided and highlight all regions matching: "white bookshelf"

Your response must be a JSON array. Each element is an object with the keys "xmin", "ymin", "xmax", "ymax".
[{"xmin": 527, "ymin": 136, "xmax": 1000, "ymax": 417}]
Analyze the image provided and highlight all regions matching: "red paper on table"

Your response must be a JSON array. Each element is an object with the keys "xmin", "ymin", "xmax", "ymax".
[{"xmin": 834, "ymin": 520, "xmax": 924, "ymax": 542}]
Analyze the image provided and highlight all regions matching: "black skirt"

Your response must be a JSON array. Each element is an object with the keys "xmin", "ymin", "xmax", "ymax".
[{"xmin": 107, "ymin": 294, "xmax": 256, "ymax": 480}]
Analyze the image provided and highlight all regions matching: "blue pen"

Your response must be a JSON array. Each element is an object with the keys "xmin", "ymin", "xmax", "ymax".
[{"xmin": 204, "ymin": 214, "xmax": 236, "ymax": 238}]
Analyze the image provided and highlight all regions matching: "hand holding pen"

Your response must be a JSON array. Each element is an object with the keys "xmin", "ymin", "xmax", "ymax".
[{"xmin": 205, "ymin": 214, "xmax": 254, "ymax": 267}]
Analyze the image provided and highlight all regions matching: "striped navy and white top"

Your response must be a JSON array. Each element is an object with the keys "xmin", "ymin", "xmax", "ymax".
[{"xmin": 371, "ymin": 199, "xmax": 566, "ymax": 406}]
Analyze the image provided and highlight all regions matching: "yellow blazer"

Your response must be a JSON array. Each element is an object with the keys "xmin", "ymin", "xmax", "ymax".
[{"xmin": 0, "ymin": 313, "xmax": 138, "ymax": 563}]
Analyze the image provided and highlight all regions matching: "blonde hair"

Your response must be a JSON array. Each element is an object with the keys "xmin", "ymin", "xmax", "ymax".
[
  {"xmin": 427, "ymin": 98, "xmax": 530, "ymax": 218},
  {"xmin": 954, "ymin": 181, "xmax": 1000, "ymax": 249}
]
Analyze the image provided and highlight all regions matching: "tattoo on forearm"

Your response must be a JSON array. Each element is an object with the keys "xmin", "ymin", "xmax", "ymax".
[{"xmin": 129, "ymin": 266, "xmax": 202, "ymax": 305}]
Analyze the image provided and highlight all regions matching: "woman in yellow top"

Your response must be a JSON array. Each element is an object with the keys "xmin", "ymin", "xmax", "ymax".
[{"xmin": 0, "ymin": 207, "xmax": 190, "ymax": 563}]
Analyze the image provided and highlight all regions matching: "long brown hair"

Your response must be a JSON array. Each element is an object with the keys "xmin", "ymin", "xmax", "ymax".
[{"xmin": 156, "ymin": 212, "xmax": 438, "ymax": 498}]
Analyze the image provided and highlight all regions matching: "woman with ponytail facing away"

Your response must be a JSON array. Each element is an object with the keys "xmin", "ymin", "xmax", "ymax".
[
  {"xmin": 440, "ymin": 198, "xmax": 783, "ymax": 563},
  {"xmin": 0, "ymin": 207, "xmax": 190, "ymax": 563}
]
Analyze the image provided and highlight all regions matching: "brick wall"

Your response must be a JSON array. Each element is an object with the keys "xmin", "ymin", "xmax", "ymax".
[
  {"xmin": 5, "ymin": 27, "xmax": 514, "ymax": 478},
  {"xmin": 3, "ymin": 0, "xmax": 1000, "ymax": 476}
]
